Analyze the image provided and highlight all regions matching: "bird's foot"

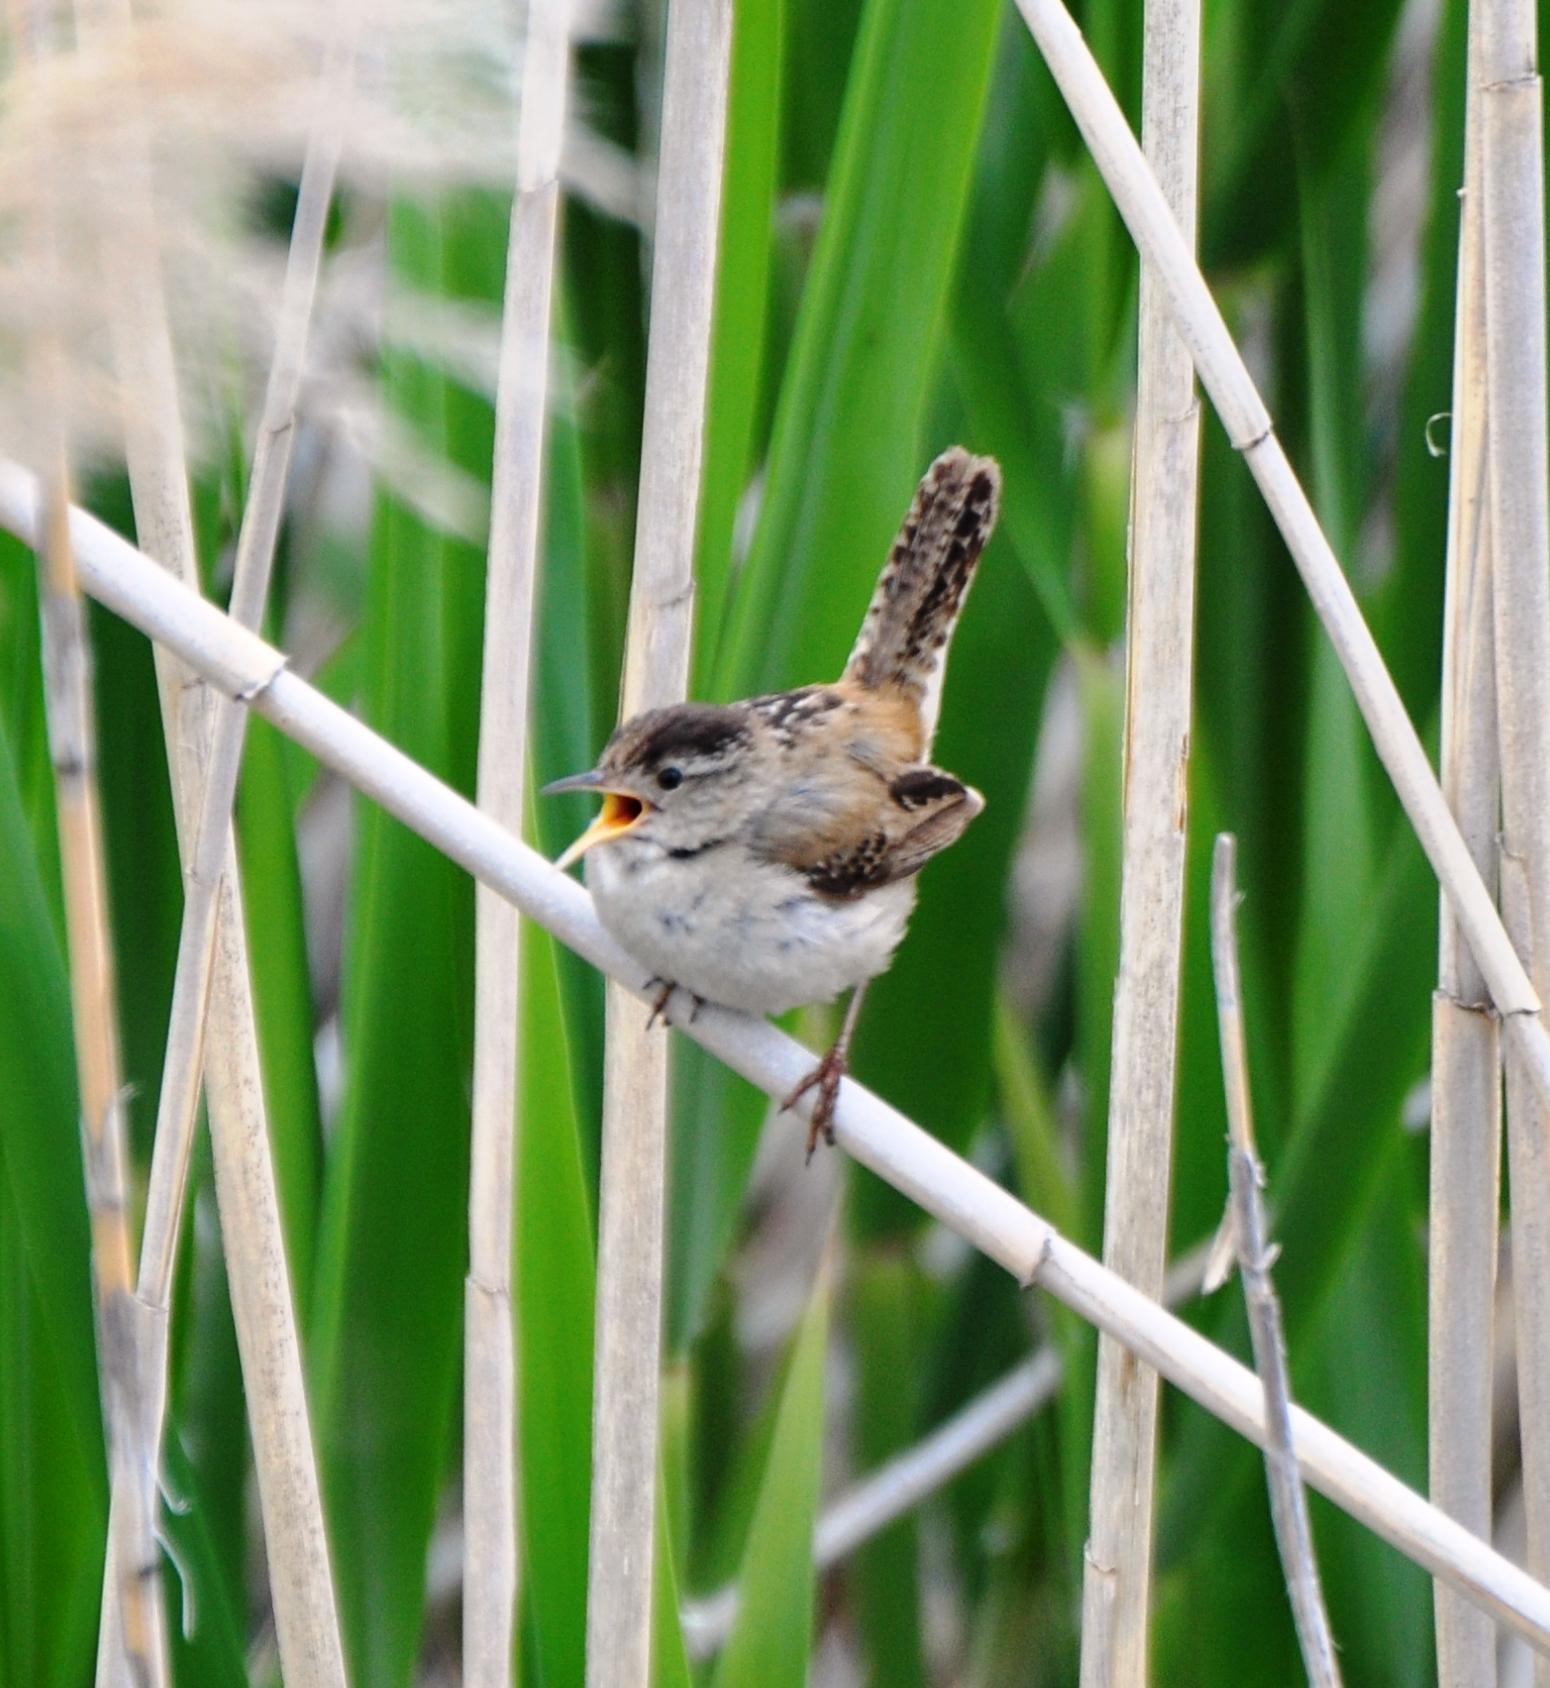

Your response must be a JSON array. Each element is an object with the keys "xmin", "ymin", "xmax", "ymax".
[
  {"xmin": 644, "ymin": 978, "xmax": 703, "ymax": 1030},
  {"xmin": 781, "ymin": 1044, "xmax": 848, "ymax": 1164}
]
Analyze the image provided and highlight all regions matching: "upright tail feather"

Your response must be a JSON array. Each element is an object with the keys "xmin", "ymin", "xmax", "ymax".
[{"xmin": 843, "ymin": 446, "xmax": 1000, "ymax": 745}]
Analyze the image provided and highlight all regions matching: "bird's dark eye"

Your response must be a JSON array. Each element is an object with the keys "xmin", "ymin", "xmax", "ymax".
[{"xmin": 656, "ymin": 766, "xmax": 683, "ymax": 792}]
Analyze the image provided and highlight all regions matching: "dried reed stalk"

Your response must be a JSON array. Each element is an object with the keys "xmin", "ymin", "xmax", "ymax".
[
  {"xmin": 137, "ymin": 0, "xmax": 358, "ymax": 1310},
  {"xmin": 15, "ymin": 8, "xmax": 166, "ymax": 1674},
  {"xmin": 106, "ymin": 22, "xmax": 356, "ymax": 1668},
  {"xmin": 585, "ymin": 3, "xmax": 731, "ymax": 1683},
  {"xmin": 1080, "ymin": 0, "xmax": 1201, "ymax": 1678},
  {"xmin": 1477, "ymin": 4, "xmax": 1550, "ymax": 1676},
  {"xmin": 1009, "ymin": 0, "xmax": 1550, "ymax": 1115},
  {"xmin": 39, "ymin": 477, "xmax": 170, "ymax": 1688},
  {"xmin": 1211, "ymin": 835, "xmax": 1341, "ymax": 1687},
  {"xmin": 17, "ymin": 482, "xmax": 1550, "ymax": 1659},
  {"xmin": 71, "ymin": 0, "xmax": 346, "ymax": 1674},
  {"xmin": 1431, "ymin": 33, "xmax": 1502, "ymax": 1685},
  {"xmin": 464, "ymin": 0, "xmax": 573, "ymax": 1678}
]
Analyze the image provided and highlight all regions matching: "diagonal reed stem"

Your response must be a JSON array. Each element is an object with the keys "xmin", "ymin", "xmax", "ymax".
[
  {"xmin": 1080, "ymin": 0, "xmax": 1201, "ymax": 1678},
  {"xmin": 11, "ymin": 478, "xmax": 1550, "ymax": 1656},
  {"xmin": 464, "ymin": 0, "xmax": 573, "ymax": 1679}
]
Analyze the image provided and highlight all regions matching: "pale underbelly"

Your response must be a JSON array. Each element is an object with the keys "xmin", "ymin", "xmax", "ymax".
[{"xmin": 586, "ymin": 845, "xmax": 917, "ymax": 1015}]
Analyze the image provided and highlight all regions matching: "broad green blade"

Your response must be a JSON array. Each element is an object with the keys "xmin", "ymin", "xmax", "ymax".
[
  {"xmin": 0, "ymin": 701, "xmax": 104, "ymax": 1687},
  {"xmin": 90, "ymin": 596, "xmax": 181, "ymax": 1160},
  {"xmin": 1292, "ymin": 644, "xmax": 1378, "ymax": 1101},
  {"xmin": 530, "ymin": 366, "xmax": 606, "ymax": 1158},
  {"xmin": 693, "ymin": 0, "xmax": 784, "ymax": 690},
  {"xmin": 515, "ymin": 921, "xmax": 596, "ymax": 1688},
  {"xmin": 714, "ymin": 0, "xmax": 1003, "ymax": 701},
  {"xmin": 563, "ymin": 44, "xmax": 645, "ymax": 736},
  {"xmin": 688, "ymin": 1306, "xmax": 786, "ymax": 1593},
  {"xmin": 161, "ymin": 1430, "xmax": 251, "ymax": 1685},
  {"xmin": 948, "ymin": 21, "xmax": 1085, "ymax": 644},
  {"xmin": 1203, "ymin": 0, "xmax": 1406, "ymax": 269},
  {"xmin": 845, "ymin": 1249, "xmax": 928, "ymax": 1686},
  {"xmin": 169, "ymin": 1141, "xmax": 249, "ymax": 1678},
  {"xmin": 653, "ymin": 1491, "xmax": 695, "ymax": 1688},
  {"xmin": 0, "ymin": 1165, "xmax": 103, "ymax": 1688},
  {"xmin": 712, "ymin": 1265, "xmax": 830, "ymax": 1688},
  {"xmin": 235, "ymin": 713, "xmax": 324, "ymax": 1302},
  {"xmin": 1190, "ymin": 409, "xmax": 1306, "ymax": 1133},
  {"xmin": 665, "ymin": 1053, "xmax": 769, "ymax": 1357},
  {"xmin": 1073, "ymin": 645, "xmax": 1124, "ymax": 1250},
  {"xmin": 995, "ymin": 997, "xmax": 1093, "ymax": 1567},
  {"xmin": 780, "ymin": 0, "xmax": 866, "ymax": 189},
  {"xmin": 1371, "ymin": 0, "xmax": 1466, "ymax": 729},
  {"xmin": 309, "ymin": 200, "xmax": 478, "ymax": 1686},
  {"xmin": 510, "ymin": 239, "xmax": 609, "ymax": 1688},
  {"xmin": 1285, "ymin": 117, "xmax": 1383, "ymax": 1104},
  {"xmin": 1299, "ymin": 1161, "xmax": 1430, "ymax": 1684}
]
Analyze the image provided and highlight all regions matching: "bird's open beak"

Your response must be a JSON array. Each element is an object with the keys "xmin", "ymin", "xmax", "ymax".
[{"xmin": 542, "ymin": 770, "xmax": 652, "ymax": 870}]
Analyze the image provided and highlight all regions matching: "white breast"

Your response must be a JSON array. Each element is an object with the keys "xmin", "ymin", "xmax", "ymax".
[{"xmin": 585, "ymin": 841, "xmax": 917, "ymax": 1016}]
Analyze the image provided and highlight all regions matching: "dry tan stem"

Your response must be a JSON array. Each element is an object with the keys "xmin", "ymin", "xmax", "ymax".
[
  {"xmin": 16, "ymin": 5, "xmax": 166, "ymax": 1674},
  {"xmin": 21, "ymin": 484, "xmax": 1550, "ymax": 1659},
  {"xmin": 137, "ymin": 0, "xmax": 360, "ymax": 1327},
  {"xmin": 1477, "ymin": 5, "xmax": 1550, "ymax": 1675},
  {"xmin": 39, "ymin": 476, "xmax": 170, "ymax": 1688},
  {"xmin": 1009, "ymin": 0, "xmax": 1550, "ymax": 1111},
  {"xmin": 73, "ymin": 0, "xmax": 346, "ymax": 1674},
  {"xmin": 125, "ymin": 374, "xmax": 348, "ymax": 1688},
  {"xmin": 464, "ymin": 0, "xmax": 572, "ymax": 1679},
  {"xmin": 1431, "ymin": 36, "xmax": 1502, "ymax": 1686},
  {"xmin": 1211, "ymin": 836, "xmax": 1342, "ymax": 1687},
  {"xmin": 1080, "ymin": 0, "xmax": 1201, "ymax": 1678},
  {"xmin": 584, "ymin": 2, "xmax": 730, "ymax": 1684},
  {"xmin": 120, "ymin": 28, "xmax": 358, "ymax": 1653}
]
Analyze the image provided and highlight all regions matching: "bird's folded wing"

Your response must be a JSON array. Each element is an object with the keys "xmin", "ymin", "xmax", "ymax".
[
  {"xmin": 879, "ymin": 769, "xmax": 985, "ymax": 881},
  {"xmin": 752, "ymin": 765, "xmax": 984, "ymax": 897}
]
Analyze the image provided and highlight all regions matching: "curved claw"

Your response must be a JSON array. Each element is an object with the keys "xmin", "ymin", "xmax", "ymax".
[{"xmin": 781, "ymin": 1046, "xmax": 848, "ymax": 1163}]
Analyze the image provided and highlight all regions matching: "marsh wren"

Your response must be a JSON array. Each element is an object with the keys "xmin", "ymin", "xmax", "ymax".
[{"xmin": 545, "ymin": 445, "xmax": 1000, "ymax": 1156}]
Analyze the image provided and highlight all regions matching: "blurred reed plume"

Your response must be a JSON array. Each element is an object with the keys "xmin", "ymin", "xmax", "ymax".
[{"xmin": 0, "ymin": 0, "xmax": 619, "ymax": 499}]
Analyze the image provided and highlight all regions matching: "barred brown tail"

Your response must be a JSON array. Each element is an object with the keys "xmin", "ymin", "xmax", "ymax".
[{"xmin": 842, "ymin": 446, "xmax": 1001, "ymax": 743}]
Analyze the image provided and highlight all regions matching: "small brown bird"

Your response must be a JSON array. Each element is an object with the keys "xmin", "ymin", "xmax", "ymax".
[{"xmin": 545, "ymin": 446, "xmax": 1000, "ymax": 1156}]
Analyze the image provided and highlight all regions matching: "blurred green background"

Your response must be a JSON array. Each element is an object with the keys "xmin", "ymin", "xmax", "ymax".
[{"xmin": 0, "ymin": 0, "xmax": 1518, "ymax": 1680}]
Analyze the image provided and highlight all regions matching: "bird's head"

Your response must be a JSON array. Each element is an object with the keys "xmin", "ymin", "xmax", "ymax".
[{"xmin": 544, "ymin": 703, "xmax": 758, "ymax": 868}]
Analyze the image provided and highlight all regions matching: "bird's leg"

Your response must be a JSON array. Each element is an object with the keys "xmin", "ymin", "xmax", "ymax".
[
  {"xmin": 782, "ymin": 984, "xmax": 869, "ymax": 1163},
  {"xmin": 644, "ymin": 978, "xmax": 704, "ymax": 1030}
]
